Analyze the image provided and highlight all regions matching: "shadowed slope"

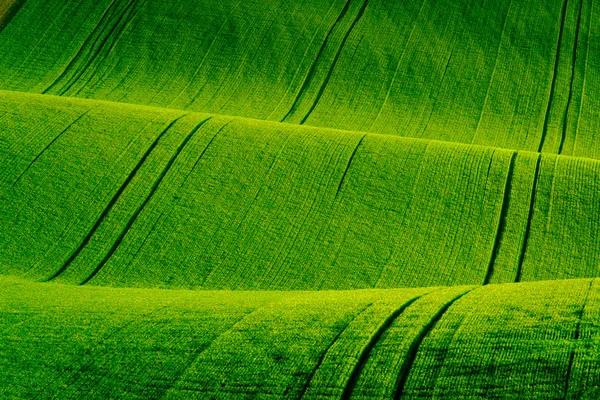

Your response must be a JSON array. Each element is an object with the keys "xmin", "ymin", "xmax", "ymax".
[{"xmin": 2, "ymin": 91, "xmax": 600, "ymax": 290}]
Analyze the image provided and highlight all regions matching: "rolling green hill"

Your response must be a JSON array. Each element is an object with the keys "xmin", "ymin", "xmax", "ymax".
[
  {"xmin": 2, "ymin": 276, "xmax": 599, "ymax": 399},
  {"xmin": 1, "ymin": 0, "xmax": 600, "ymax": 398}
]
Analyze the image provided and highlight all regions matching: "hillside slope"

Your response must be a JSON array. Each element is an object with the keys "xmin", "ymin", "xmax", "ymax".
[
  {"xmin": 0, "ymin": 0, "xmax": 599, "ymax": 155},
  {"xmin": 2, "ymin": 91, "xmax": 600, "ymax": 290},
  {"xmin": 1, "ymin": 277, "xmax": 598, "ymax": 399},
  {"xmin": 2, "ymin": 0, "xmax": 600, "ymax": 398}
]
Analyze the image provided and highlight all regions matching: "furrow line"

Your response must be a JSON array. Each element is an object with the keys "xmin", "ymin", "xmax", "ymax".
[
  {"xmin": 563, "ymin": 279, "xmax": 594, "ymax": 399},
  {"xmin": 335, "ymin": 134, "xmax": 366, "ymax": 199},
  {"xmin": 176, "ymin": 118, "xmax": 229, "ymax": 191},
  {"xmin": 73, "ymin": 0, "xmax": 145, "ymax": 95},
  {"xmin": 539, "ymin": 0, "xmax": 570, "ymax": 153},
  {"xmin": 281, "ymin": 0, "xmax": 354, "ymax": 122},
  {"xmin": 298, "ymin": 303, "xmax": 373, "ymax": 399},
  {"xmin": 299, "ymin": 0, "xmax": 369, "ymax": 124},
  {"xmin": 79, "ymin": 116, "xmax": 212, "ymax": 285},
  {"xmin": 340, "ymin": 295, "xmax": 423, "ymax": 399},
  {"xmin": 156, "ymin": 307, "xmax": 264, "ymax": 400},
  {"xmin": 393, "ymin": 288, "xmax": 476, "ymax": 399},
  {"xmin": 44, "ymin": 113, "xmax": 188, "ymax": 282},
  {"xmin": 11, "ymin": 109, "xmax": 92, "ymax": 188},
  {"xmin": 42, "ymin": 0, "xmax": 120, "ymax": 94},
  {"xmin": 58, "ymin": 0, "xmax": 140, "ymax": 96},
  {"xmin": 559, "ymin": 0, "xmax": 584, "ymax": 154},
  {"xmin": 484, "ymin": 151, "xmax": 517, "ymax": 285},
  {"xmin": 514, "ymin": 153, "xmax": 542, "ymax": 282}
]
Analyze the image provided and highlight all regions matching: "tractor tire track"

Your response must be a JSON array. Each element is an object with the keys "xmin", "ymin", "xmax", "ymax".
[
  {"xmin": 43, "ymin": 0, "xmax": 141, "ymax": 96},
  {"xmin": 335, "ymin": 134, "xmax": 366, "ymax": 199},
  {"xmin": 515, "ymin": 153, "xmax": 542, "ymax": 282},
  {"xmin": 80, "ymin": 116, "xmax": 213, "ymax": 285},
  {"xmin": 484, "ymin": 151, "xmax": 517, "ymax": 284},
  {"xmin": 45, "ymin": 113, "xmax": 188, "ymax": 282},
  {"xmin": 0, "ymin": 0, "xmax": 26, "ymax": 32},
  {"xmin": 563, "ymin": 279, "xmax": 594, "ymax": 399},
  {"xmin": 299, "ymin": 0, "xmax": 370, "ymax": 124},
  {"xmin": 298, "ymin": 303, "xmax": 373, "ymax": 399},
  {"xmin": 393, "ymin": 288, "xmax": 476, "ymax": 399},
  {"xmin": 340, "ymin": 295, "xmax": 423, "ymax": 399},
  {"xmin": 559, "ymin": 0, "xmax": 585, "ymax": 154},
  {"xmin": 539, "ymin": 0, "xmax": 570, "ymax": 152},
  {"xmin": 11, "ymin": 109, "xmax": 92, "ymax": 188}
]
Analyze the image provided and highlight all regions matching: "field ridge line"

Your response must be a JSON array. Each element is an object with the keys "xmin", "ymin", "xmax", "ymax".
[
  {"xmin": 539, "ymin": 0, "xmax": 570, "ymax": 153},
  {"xmin": 484, "ymin": 151, "xmax": 517, "ymax": 284},
  {"xmin": 299, "ymin": 0, "xmax": 370, "ymax": 124},
  {"xmin": 559, "ymin": 0, "xmax": 585, "ymax": 154},
  {"xmin": 563, "ymin": 279, "xmax": 594, "ymax": 399},
  {"xmin": 281, "ymin": 0, "xmax": 354, "ymax": 122},
  {"xmin": 79, "ymin": 116, "xmax": 212, "ymax": 285},
  {"xmin": 298, "ymin": 303, "xmax": 373, "ymax": 399},
  {"xmin": 340, "ymin": 294, "xmax": 424, "ymax": 399},
  {"xmin": 514, "ymin": 153, "xmax": 542, "ymax": 282},
  {"xmin": 393, "ymin": 287, "xmax": 476, "ymax": 399},
  {"xmin": 44, "ymin": 113, "xmax": 188, "ymax": 282},
  {"xmin": 11, "ymin": 109, "xmax": 92, "ymax": 188}
]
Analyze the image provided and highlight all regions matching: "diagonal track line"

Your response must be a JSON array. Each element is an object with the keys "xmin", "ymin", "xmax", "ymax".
[
  {"xmin": 393, "ymin": 288, "xmax": 476, "ymax": 399},
  {"xmin": 0, "ymin": 0, "xmax": 26, "ymax": 32},
  {"xmin": 335, "ymin": 134, "xmax": 366, "ymax": 199},
  {"xmin": 11, "ymin": 109, "xmax": 92, "ymax": 188},
  {"xmin": 559, "ymin": 0, "xmax": 585, "ymax": 154},
  {"xmin": 539, "ymin": 0, "xmax": 570, "ymax": 153},
  {"xmin": 514, "ymin": 153, "xmax": 542, "ymax": 282},
  {"xmin": 298, "ymin": 303, "xmax": 373, "ymax": 399},
  {"xmin": 44, "ymin": 113, "xmax": 188, "ymax": 282},
  {"xmin": 299, "ymin": 0, "xmax": 370, "ymax": 124},
  {"xmin": 484, "ymin": 151, "xmax": 517, "ymax": 284},
  {"xmin": 340, "ymin": 294, "xmax": 425, "ymax": 399},
  {"xmin": 281, "ymin": 0, "xmax": 355, "ymax": 122},
  {"xmin": 79, "ymin": 116, "xmax": 212, "ymax": 285},
  {"xmin": 563, "ymin": 279, "xmax": 594, "ymax": 399}
]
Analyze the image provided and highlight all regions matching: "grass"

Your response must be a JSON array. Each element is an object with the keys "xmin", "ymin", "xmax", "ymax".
[
  {"xmin": 1, "ymin": 277, "xmax": 599, "ymax": 399},
  {"xmin": 1, "ymin": 0, "xmax": 600, "ymax": 397}
]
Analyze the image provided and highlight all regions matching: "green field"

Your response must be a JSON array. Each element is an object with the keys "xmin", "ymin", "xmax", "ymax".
[{"xmin": 1, "ymin": 0, "xmax": 600, "ymax": 398}]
